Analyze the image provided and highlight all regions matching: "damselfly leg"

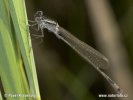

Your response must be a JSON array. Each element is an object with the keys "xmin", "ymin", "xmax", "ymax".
[{"xmin": 28, "ymin": 20, "xmax": 44, "ymax": 45}]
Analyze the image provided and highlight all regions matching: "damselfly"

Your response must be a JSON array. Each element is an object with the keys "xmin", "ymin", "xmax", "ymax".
[{"xmin": 29, "ymin": 11, "xmax": 124, "ymax": 94}]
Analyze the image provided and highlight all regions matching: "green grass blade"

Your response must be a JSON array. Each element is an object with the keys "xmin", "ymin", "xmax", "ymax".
[
  {"xmin": 0, "ymin": 17, "xmax": 25, "ymax": 100},
  {"xmin": 7, "ymin": 0, "xmax": 41, "ymax": 99},
  {"xmin": 0, "ymin": 90, "xmax": 3, "ymax": 100},
  {"xmin": 0, "ymin": 0, "xmax": 41, "ymax": 100}
]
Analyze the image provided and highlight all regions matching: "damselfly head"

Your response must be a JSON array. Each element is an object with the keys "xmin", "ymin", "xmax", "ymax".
[{"xmin": 34, "ymin": 11, "xmax": 44, "ymax": 22}]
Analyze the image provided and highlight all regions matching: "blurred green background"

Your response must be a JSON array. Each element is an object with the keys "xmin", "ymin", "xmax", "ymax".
[{"xmin": 26, "ymin": 0, "xmax": 133, "ymax": 100}]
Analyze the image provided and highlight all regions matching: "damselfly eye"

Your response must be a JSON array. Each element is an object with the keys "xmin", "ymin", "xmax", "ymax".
[{"xmin": 35, "ymin": 11, "xmax": 43, "ymax": 17}]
